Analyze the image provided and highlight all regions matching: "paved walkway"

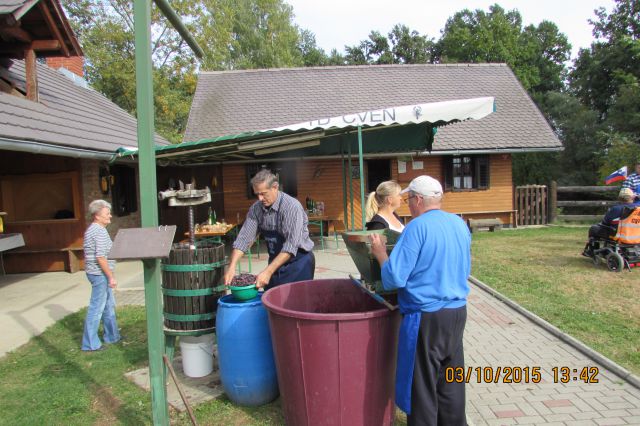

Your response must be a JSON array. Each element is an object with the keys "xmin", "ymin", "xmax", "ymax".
[
  {"xmin": 465, "ymin": 282, "xmax": 640, "ymax": 425},
  {"xmin": 1, "ymin": 240, "xmax": 639, "ymax": 424}
]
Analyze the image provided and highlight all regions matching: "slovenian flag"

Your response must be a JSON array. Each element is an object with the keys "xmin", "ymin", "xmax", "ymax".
[{"xmin": 605, "ymin": 166, "xmax": 627, "ymax": 184}]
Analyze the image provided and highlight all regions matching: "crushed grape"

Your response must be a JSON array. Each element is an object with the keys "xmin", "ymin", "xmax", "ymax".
[{"xmin": 231, "ymin": 273, "xmax": 256, "ymax": 286}]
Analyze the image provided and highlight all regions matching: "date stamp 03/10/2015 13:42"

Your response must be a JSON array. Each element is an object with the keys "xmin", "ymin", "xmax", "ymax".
[{"xmin": 445, "ymin": 366, "xmax": 600, "ymax": 384}]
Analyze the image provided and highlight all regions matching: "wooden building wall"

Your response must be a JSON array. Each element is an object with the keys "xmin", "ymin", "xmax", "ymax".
[
  {"xmin": 222, "ymin": 154, "xmax": 514, "ymax": 230},
  {"xmin": 1, "ymin": 152, "xmax": 86, "ymax": 272},
  {"xmin": 1, "ymin": 153, "xmax": 144, "ymax": 273}
]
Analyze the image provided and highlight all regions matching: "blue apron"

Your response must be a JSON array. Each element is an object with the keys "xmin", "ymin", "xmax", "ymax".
[
  {"xmin": 396, "ymin": 309, "xmax": 421, "ymax": 415},
  {"xmin": 261, "ymin": 201, "xmax": 314, "ymax": 290}
]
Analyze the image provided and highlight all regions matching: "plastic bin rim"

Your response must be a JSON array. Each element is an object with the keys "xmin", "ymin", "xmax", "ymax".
[
  {"xmin": 261, "ymin": 279, "xmax": 394, "ymax": 321},
  {"xmin": 218, "ymin": 293, "xmax": 263, "ymax": 307}
]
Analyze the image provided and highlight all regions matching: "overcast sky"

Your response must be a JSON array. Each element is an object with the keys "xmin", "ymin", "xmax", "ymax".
[{"xmin": 286, "ymin": 0, "xmax": 617, "ymax": 61}]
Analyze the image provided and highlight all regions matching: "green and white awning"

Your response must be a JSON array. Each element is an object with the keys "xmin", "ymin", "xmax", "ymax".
[{"xmin": 117, "ymin": 97, "xmax": 495, "ymax": 164}]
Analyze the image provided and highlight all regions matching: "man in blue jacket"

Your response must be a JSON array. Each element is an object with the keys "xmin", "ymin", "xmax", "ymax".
[{"xmin": 370, "ymin": 175, "xmax": 471, "ymax": 426}]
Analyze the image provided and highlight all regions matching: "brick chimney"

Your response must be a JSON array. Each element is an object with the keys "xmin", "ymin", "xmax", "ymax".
[{"xmin": 46, "ymin": 56, "xmax": 84, "ymax": 77}]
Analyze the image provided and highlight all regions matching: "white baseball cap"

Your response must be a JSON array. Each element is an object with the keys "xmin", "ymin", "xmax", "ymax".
[
  {"xmin": 400, "ymin": 175, "xmax": 443, "ymax": 197},
  {"xmin": 619, "ymin": 187, "xmax": 635, "ymax": 198}
]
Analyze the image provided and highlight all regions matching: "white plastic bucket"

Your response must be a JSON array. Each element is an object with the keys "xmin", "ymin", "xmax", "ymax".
[{"xmin": 180, "ymin": 333, "xmax": 215, "ymax": 378}]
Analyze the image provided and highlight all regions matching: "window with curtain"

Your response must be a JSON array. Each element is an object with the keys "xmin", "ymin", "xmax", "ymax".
[{"xmin": 443, "ymin": 155, "xmax": 490, "ymax": 191}]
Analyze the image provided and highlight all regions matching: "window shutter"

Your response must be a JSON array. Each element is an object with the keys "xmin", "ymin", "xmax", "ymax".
[
  {"xmin": 475, "ymin": 156, "xmax": 490, "ymax": 189},
  {"xmin": 443, "ymin": 156, "xmax": 452, "ymax": 191}
]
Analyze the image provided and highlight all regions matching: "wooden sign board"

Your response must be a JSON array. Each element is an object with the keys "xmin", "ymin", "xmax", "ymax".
[{"xmin": 109, "ymin": 226, "xmax": 176, "ymax": 260}]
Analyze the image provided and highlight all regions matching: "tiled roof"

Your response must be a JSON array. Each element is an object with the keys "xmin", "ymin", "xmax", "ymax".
[
  {"xmin": 185, "ymin": 63, "xmax": 561, "ymax": 152},
  {"xmin": 0, "ymin": 0, "xmax": 35, "ymax": 17},
  {"xmin": 0, "ymin": 60, "xmax": 169, "ymax": 152}
]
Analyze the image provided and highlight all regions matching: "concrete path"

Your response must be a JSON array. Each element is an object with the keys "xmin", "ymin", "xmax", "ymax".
[{"xmin": 1, "ymin": 239, "xmax": 639, "ymax": 425}]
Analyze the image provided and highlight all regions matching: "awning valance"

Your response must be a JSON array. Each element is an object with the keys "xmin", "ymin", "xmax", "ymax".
[{"xmin": 117, "ymin": 97, "xmax": 495, "ymax": 164}]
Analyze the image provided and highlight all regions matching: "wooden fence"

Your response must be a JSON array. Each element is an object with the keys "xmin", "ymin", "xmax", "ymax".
[
  {"xmin": 548, "ymin": 181, "xmax": 618, "ymax": 222},
  {"xmin": 515, "ymin": 185, "xmax": 547, "ymax": 225}
]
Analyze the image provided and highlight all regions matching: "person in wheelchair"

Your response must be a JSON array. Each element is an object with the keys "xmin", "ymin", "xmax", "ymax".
[{"xmin": 583, "ymin": 187, "xmax": 640, "ymax": 257}]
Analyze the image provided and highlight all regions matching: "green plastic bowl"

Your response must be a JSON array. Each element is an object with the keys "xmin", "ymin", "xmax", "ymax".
[{"xmin": 229, "ymin": 284, "xmax": 258, "ymax": 301}]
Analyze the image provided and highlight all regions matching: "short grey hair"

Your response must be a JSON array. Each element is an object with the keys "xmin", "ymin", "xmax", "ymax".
[
  {"xmin": 250, "ymin": 169, "xmax": 279, "ymax": 188},
  {"xmin": 413, "ymin": 191, "xmax": 442, "ymax": 207},
  {"xmin": 88, "ymin": 199, "xmax": 112, "ymax": 217}
]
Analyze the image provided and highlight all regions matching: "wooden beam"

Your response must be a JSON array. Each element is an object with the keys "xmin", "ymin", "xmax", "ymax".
[
  {"xmin": 557, "ymin": 186, "xmax": 618, "ymax": 193},
  {"xmin": 557, "ymin": 200, "xmax": 617, "ymax": 207},
  {"xmin": 0, "ymin": 78, "xmax": 25, "ymax": 98},
  {"xmin": 46, "ymin": 0, "xmax": 83, "ymax": 56},
  {"xmin": 0, "ymin": 25, "xmax": 32, "ymax": 42},
  {"xmin": 25, "ymin": 49, "xmax": 38, "ymax": 102},
  {"xmin": 30, "ymin": 39, "xmax": 61, "ymax": 51},
  {"xmin": 557, "ymin": 214, "xmax": 603, "ymax": 221},
  {"xmin": 38, "ymin": 1, "xmax": 69, "ymax": 56}
]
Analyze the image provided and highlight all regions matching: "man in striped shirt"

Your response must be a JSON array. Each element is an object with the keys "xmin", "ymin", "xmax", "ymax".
[
  {"xmin": 224, "ymin": 169, "xmax": 315, "ymax": 289},
  {"xmin": 621, "ymin": 161, "xmax": 640, "ymax": 201}
]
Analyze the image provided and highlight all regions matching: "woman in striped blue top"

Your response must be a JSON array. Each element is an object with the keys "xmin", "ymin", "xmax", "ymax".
[{"xmin": 81, "ymin": 200, "xmax": 121, "ymax": 351}]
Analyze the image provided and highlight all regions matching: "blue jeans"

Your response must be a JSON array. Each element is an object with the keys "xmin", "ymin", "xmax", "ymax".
[{"xmin": 81, "ymin": 273, "xmax": 120, "ymax": 351}]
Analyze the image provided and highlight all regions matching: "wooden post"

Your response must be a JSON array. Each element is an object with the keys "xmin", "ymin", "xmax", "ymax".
[
  {"xmin": 549, "ymin": 181, "xmax": 557, "ymax": 223},
  {"xmin": 25, "ymin": 49, "xmax": 39, "ymax": 102},
  {"xmin": 524, "ymin": 185, "xmax": 531, "ymax": 225},
  {"xmin": 541, "ymin": 185, "xmax": 547, "ymax": 224},
  {"xmin": 532, "ymin": 186, "xmax": 537, "ymax": 225}
]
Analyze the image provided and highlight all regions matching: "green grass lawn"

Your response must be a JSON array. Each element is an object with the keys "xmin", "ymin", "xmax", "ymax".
[
  {"xmin": 471, "ymin": 225, "xmax": 639, "ymax": 375},
  {"xmin": 0, "ymin": 307, "xmax": 289, "ymax": 425},
  {"xmin": 0, "ymin": 305, "xmax": 406, "ymax": 425}
]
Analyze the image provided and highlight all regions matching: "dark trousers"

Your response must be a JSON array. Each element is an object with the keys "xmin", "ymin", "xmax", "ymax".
[
  {"xmin": 408, "ymin": 306, "xmax": 467, "ymax": 426},
  {"xmin": 588, "ymin": 223, "xmax": 614, "ymax": 240}
]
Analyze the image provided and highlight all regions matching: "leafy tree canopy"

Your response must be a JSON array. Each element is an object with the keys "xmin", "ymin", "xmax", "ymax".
[
  {"xmin": 570, "ymin": 0, "xmax": 640, "ymax": 121},
  {"xmin": 344, "ymin": 24, "xmax": 434, "ymax": 65},
  {"xmin": 435, "ymin": 4, "xmax": 571, "ymax": 93},
  {"xmin": 569, "ymin": 0, "xmax": 640, "ymax": 179},
  {"xmin": 63, "ymin": 0, "xmax": 328, "ymax": 142}
]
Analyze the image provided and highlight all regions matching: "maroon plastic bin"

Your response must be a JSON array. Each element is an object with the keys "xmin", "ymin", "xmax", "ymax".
[{"xmin": 262, "ymin": 279, "xmax": 400, "ymax": 426}]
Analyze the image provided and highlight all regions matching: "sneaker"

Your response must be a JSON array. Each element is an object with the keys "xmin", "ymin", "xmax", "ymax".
[
  {"xmin": 105, "ymin": 336, "xmax": 124, "ymax": 345},
  {"xmin": 83, "ymin": 346, "xmax": 105, "ymax": 352}
]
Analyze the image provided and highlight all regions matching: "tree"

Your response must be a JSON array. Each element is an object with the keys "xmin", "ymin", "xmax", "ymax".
[
  {"xmin": 63, "ymin": 0, "xmax": 317, "ymax": 142},
  {"xmin": 298, "ymin": 29, "xmax": 330, "ymax": 66},
  {"xmin": 435, "ymin": 4, "xmax": 570, "ymax": 93},
  {"xmin": 570, "ymin": 0, "xmax": 640, "ymax": 123},
  {"xmin": 533, "ymin": 92, "xmax": 605, "ymax": 185},
  {"xmin": 569, "ymin": 0, "xmax": 640, "ymax": 182},
  {"xmin": 200, "ymin": 0, "xmax": 303, "ymax": 70},
  {"xmin": 63, "ymin": 0, "xmax": 201, "ymax": 142},
  {"xmin": 344, "ymin": 24, "xmax": 433, "ymax": 65},
  {"xmin": 435, "ymin": 5, "xmax": 522, "ymax": 64}
]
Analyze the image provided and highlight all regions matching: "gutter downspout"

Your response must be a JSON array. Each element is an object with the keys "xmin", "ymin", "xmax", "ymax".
[{"xmin": 0, "ymin": 137, "xmax": 118, "ymax": 161}]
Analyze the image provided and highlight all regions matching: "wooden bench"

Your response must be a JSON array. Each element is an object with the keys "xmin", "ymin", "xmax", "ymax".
[
  {"xmin": 458, "ymin": 210, "xmax": 518, "ymax": 228},
  {"xmin": 9, "ymin": 247, "xmax": 83, "ymax": 273},
  {"xmin": 468, "ymin": 218, "xmax": 503, "ymax": 233}
]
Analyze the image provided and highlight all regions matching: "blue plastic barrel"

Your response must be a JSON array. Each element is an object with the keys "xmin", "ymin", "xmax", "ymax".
[{"xmin": 216, "ymin": 294, "xmax": 279, "ymax": 406}]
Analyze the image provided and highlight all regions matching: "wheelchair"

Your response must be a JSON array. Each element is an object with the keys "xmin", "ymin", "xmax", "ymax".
[
  {"xmin": 582, "ymin": 207, "xmax": 640, "ymax": 272},
  {"xmin": 583, "ymin": 237, "xmax": 640, "ymax": 272}
]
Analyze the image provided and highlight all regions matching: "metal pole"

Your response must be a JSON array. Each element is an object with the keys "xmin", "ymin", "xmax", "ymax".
[
  {"xmin": 134, "ymin": 1, "xmax": 169, "ymax": 424},
  {"xmin": 357, "ymin": 126, "xmax": 365, "ymax": 230},
  {"xmin": 341, "ymin": 139, "xmax": 348, "ymax": 235},
  {"xmin": 347, "ymin": 139, "xmax": 354, "ymax": 231},
  {"xmin": 152, "ymin": 0, "xmax": 204, "ymax": 59}
]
